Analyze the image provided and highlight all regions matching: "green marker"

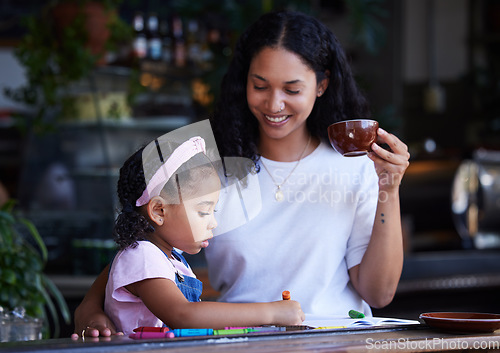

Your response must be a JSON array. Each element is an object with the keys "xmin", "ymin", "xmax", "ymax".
[
  {"xmin": 348, "ymin": 309, "xmax": 365, "ymax": 318},
  {"xmin": 213, "ymin": 329, "xmax": 250, "ymax": 335}
]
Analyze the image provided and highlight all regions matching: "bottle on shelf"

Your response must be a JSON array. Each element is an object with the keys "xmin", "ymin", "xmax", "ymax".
[
  {"xmin": 159, "ymin": 18, "xmax": 173, "ymax": 65},
  {"xmin": 186, "ymin": 19, "xmax": 202, "ymax": 67},
  {"xmin": 172, "ymin": 14, "xmax": 186, "ymax": 68},
  {"xmin": 132, "ymin": 12, "xmax": 147, "ymax": 60},
  {"xmin": 146, "ymin": 13, "xmax": 162, "ymax": 61}
]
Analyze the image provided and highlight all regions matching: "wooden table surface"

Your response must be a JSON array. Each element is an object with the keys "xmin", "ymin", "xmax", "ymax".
[{"xmin": 2, "ymin": 325, "xmax": 500, "ymax": 353}]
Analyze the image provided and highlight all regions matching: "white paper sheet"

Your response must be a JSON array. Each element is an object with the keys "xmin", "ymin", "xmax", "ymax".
[{"xmin": 303, "ymin": 315, "xmax": 421, "ymax": 329}]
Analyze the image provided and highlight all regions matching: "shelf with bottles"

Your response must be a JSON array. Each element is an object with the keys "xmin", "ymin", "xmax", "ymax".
[
  {"xmin": 74, "ymin": 10, "xmax": 224, "ymax": 120},
  {"xmin": 126, "ymin": 11, "xmax": 224, "ymax": 114},
  {"xmin": 131, "ymin": 12, "xmax": 214, "ymax": 74}
]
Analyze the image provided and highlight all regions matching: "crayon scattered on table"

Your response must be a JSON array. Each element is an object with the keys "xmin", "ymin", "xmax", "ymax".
[
  {"xmin": 171, "ymin": 328, "xmax": 214, "ymax": 337},
  {"xmin": 133, "ymin": 326, "xmax": 169, "ymax": 333},
  {"xmin": 225, "ymin": 326, "xmax": 286, "ymax": 332},
  {"xmin": 348, "ymin": 309, "xmax": 365, "ymax": 318},
  {"xmin": 129, "ymin": 331, "xmax": 174, "ymax": 339},
  {"xmin": 213, "ymin": 328, "xmax": 250, "ymax": 335},
  {"xmin": 129, "ymin": 325, "xmax": 290, "ymax": 340}
]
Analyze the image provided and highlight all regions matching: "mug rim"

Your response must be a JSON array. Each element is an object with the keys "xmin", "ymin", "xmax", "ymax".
[{"xmin": 329, "ymin": 119, "xmax": 378, "ymax": 127}]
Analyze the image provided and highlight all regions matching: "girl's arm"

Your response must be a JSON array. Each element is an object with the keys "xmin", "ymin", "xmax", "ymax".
[
  {"xmin": 349, "ymin": 128, "xmax": 410, "ymax": 308},
  {"xmin": 73, "ymin": 264, "xmax": 118, "ymax": 338},
  {"xmin": 129, "ymin": 277, "xmax": 304, "ymax": 329}
]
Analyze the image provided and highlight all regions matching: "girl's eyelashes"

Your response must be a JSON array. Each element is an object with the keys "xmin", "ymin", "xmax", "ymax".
[
  {"xmin": 286, "ymin": 89, "xmax": 300, "ymax": 94},
  {"xmin": 198, "ymin": 208, "xmax": 218, "ymax": 217}
]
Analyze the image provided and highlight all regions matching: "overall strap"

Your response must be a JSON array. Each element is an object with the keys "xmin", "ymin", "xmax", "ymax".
[{"xmin": 171, "ymin": 248, "xmax": 190, "ymax": 268}]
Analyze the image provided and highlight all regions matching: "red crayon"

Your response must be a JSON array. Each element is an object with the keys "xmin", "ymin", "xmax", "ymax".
[
  {"xmin": 133, "ymin": 326, "xmax": 170, "ymax": 333},
  {"xmin": 129, "ymin": 331, "xmax": 174, "ymax": 339}
]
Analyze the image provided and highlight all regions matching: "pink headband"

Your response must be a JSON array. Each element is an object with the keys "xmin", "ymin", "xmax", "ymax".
[{"xmin": 136, "ymin": 136, "xmax": 206, "ymax": 206}]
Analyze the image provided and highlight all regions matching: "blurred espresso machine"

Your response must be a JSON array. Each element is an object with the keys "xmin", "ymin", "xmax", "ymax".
[{"xmin": 452, "ymin": 149, "xmax": 500, "ymax": 249}]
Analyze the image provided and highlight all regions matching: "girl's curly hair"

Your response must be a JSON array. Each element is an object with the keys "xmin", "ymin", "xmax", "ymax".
[
  {"xmin": 113, "ymin": 147, "xmax": 153, "ymax": 250},
  {"xmin": 209, "ymin": 10, "xmax": 370, "ymax": 164},
  {"xmin": 113, "ymin": 146, "xmax": 217, "ymax": 250}
]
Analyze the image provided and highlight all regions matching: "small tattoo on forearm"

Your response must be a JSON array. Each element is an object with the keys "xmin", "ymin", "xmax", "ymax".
[{"xmin": 381, "ymin": 213, "xmax": 385, "ymax": 224}]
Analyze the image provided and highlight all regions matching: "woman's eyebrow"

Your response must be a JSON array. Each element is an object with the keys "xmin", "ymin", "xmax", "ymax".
[
  {"xmin": 250, "ymin": 74, "xmax": 267, "ymax": 82},
  {"xmin": 250, "ymin": 74, "xmax": 303, "ymax": 85}
]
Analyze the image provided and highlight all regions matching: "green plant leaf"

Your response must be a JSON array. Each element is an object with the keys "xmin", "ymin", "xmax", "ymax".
[
  {"xmin": 0, "ymin": 222, "xmax": 14, "ymax": 248},
  {"xmin": 18, "ymin": 217, "xmax": 48, "ymax": 262},
  {"xmin": 40, "ymin": 281, "xmax": 60, "ymax": 338},
  {"xmin": 0, "ymin": 199, "xmax": 16, "ymax": 213},
  {"xmin": 1, "ymin": 269, "xmax": 17, "ymax": 284},
  {"xmin": 0, "ymin": 198, "xmax": 69, "ymax": 338},
  {"xmin": 13, "ymin": 256, "xmax": 27, "ymax": 271},
  {"xmin": 42, "ymin": 275, "xmax": 71, "ymax": 325},
  {"xmin": 0, "ymin": 211, "xmax": 15, "ymax": 224},
  {"xmin": 25, "ymin": 254, "xmax": 43, "ymax": 272}
]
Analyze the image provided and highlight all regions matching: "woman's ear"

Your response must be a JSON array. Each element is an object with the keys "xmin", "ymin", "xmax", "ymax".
[
  {"xmin": 317, "ymin": 70, "xmax": 330, "ymax": 97},
  {"xmin": 147, "ymin": 196, "xmax": 167, "ymax": 226}
]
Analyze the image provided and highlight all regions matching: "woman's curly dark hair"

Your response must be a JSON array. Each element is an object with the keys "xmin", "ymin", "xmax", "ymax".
[
  {"xmin": 113, "ymin": 147, "xmax": 154, "ymax": 250},
  {"xmin": 209, "ymin": 10, "xmax": 370, "ymax": 164}
]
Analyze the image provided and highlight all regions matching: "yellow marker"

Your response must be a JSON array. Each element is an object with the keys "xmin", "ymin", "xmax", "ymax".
[
  {"xmin": 282, "ymin": 290, "xmax": 291, "ymax": 300},
  {"xmin": 315, "ymin": 326, "xmax": 347, "ymax": 330}
]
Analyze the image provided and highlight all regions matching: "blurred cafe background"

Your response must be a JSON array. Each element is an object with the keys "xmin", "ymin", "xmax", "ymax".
[{"xmin": 0, "ymin": 0, "xmax": 499, "ymax": 337}]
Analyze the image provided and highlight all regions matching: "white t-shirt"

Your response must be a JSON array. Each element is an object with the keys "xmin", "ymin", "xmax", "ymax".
[
  {"xmin": 104, "ymin": 241, "xmax": 196, "ymax": 334},
  {"xmin": 205, "ymin": 142, "xmax": 379, "ymax": 316}
]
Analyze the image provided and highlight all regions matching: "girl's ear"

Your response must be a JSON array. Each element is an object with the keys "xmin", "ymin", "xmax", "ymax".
[{"xmin": 147, "ymin": 196, "xmax": 167, "ymax": 226}]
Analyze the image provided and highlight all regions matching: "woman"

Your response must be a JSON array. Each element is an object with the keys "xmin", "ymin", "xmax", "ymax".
[{"xmin": 74, "ymin": 10, "xmax": 409, "ymax": 337}]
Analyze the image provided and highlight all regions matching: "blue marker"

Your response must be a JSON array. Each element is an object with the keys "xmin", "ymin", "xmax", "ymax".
[{"xmin": 170, "ymin": 328, "xmax": 214, "ymax": 337}]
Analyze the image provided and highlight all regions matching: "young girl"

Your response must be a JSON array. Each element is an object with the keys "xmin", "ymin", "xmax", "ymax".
[{"xmin": 104, "ymin": 135, "xmax": 304, "ymax": 335}]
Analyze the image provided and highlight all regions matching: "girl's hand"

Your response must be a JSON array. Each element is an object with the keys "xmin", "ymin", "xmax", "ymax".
[
  {"xmin": 368, "ymin": 128, "xmax": 410, "ymax": 192},
  {"xmin": 270, "ymin": 300, "xmax": 305, "ymax": 326}
]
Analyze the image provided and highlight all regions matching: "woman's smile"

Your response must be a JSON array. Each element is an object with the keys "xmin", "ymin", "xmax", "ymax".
[{"xmin": 264, "ymin": 114, "xmax": 290, "ymax": 124}]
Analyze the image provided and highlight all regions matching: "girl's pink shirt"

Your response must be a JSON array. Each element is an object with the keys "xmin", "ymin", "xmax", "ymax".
[{"xmin": 104, "ymin": 241, "xmax": 195, "ymax": 334}]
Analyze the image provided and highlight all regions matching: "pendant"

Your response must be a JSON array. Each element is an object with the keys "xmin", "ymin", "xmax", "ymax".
[{"xmin": 275, "ymin": 186, "xmax": 284, "ymax": 202}]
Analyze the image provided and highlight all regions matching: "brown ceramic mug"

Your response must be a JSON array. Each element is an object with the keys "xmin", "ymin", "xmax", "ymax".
[{"xmin": 327, "ymin": 119, "xmax": 379, "ymax": 157}]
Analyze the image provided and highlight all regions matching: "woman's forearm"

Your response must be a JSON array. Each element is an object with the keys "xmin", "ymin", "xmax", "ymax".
[
  {"xmin": 73, "ymin": 264, "xmax": 117, "ymax": 337},
  {"xmin": 349, "ymin": 190, "xmax": 404, "ymax": 308},
  {"xmin": 82, "ymin": 264, "xmax": 109, "ymax": 307}
]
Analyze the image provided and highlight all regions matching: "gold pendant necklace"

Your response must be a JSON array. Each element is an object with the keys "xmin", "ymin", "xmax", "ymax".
[{"xmin": 260, "ymin": 136, "xmax": 311, "ymax": 202}]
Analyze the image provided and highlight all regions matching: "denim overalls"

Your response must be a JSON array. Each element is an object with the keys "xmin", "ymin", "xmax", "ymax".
[{"xmin": 170, "ymin": 249, "xmax": 203, "ymax": 302}]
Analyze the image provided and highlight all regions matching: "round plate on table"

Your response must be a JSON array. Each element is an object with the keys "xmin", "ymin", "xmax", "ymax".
[{"xmin": 419, "ymin": 312, "xmax": 500, "ymax": 333}]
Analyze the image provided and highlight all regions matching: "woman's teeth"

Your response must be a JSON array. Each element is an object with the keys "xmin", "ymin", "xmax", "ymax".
[{"xmin": 265, "ymin": 115, "xmax": 288, "ymax": 123}]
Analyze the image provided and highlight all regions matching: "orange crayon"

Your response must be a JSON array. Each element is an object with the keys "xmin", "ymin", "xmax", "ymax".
[{"xmin": 282, "ymin": 290, "xmax": 291, "ymax": 300}]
